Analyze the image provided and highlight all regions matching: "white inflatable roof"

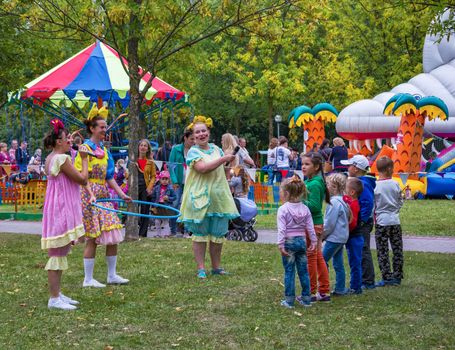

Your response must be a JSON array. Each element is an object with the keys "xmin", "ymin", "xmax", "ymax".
[{"xmin": 337, "ymin": 10, "xmax": 455, "ymax": 140}]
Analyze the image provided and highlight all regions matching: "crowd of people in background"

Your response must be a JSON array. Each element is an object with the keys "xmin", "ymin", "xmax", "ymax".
[{"xmin": 0, "ymin": 139, "xmax": 46, "ymax": 181}]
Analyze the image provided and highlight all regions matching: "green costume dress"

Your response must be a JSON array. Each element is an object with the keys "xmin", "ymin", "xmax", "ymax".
[{"xmin": 179, "ymin": 144, "xmax": 239, "ymax": 242}]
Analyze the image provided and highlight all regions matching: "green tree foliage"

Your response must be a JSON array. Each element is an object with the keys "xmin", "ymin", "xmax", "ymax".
[
  {"xmin": 182, "ymin": 0, "xmax": 438, "ymax": 150},
  {"xmin": 0, "ymin": 0, "xmax": 442, "ymax": 153}
]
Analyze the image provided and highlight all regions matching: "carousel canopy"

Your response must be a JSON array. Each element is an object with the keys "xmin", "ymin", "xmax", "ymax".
[{"xmin": 16, "ymin": 40, "xmax": 185, "ymax": 108}]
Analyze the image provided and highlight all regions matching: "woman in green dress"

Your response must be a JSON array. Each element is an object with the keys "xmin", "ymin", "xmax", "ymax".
[{"xmin": 179, "ymin": 116, "xmax": 239, "ymax": 279}]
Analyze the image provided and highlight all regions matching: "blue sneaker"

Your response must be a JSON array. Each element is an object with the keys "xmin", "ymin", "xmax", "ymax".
[
  {"xmin": 331, "ymin": 289, "xmax": 349, "ymax": 297},
  {"xmin": 211, "ymin": 268, "xmax": 229, "ymax": 275},
  {"xmin": 296, "ymin": 296, "xmax": 312, "ymax": 307},
  {"xmin": 280, "ymin": 300, "xmax": 294, "ymax": 309},
  {"xmin": 375, "ymin": 280, "xmax": 395, "ymax": 287},
  {"xmin": 362, "ymin": 283, "xmax": 376, "ymax": 290},
  {"xmin": 348, "ymin": 288, "xmax": 363, "ymax": 295},
  {"xmin": 389, "ymin": 278, "xmax": 401, "ymax": 285},
  {"xmin": 197, "ymin": 269, "xmax": 207, "ymax": 279}
]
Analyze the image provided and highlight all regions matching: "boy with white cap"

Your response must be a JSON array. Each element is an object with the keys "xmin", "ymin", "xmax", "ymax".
[{"xmin": 341, "ymin": 155, "xmax": 377, "ymax": 290}]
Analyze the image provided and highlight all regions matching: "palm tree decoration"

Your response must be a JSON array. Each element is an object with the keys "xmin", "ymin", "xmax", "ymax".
[
  {"xmin": 288, "ymin": 103, "xmax": 338, "ymax": 151},
  {"xmin": 383, "ymin": 93, "xmax": 448, "ymax": 177}
]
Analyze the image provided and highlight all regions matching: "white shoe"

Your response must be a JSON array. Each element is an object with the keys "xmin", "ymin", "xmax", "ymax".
[
  {"xmin": 48, "ymin": 297, "xmax": 77, "ymax": 310},
  {"xmin": 107, "ymin": 275, "xmax": 129, "ymax": 285},
  {"xmin": 83, "ymin": 279, "xmax": 106, "ymax": 288},
  {"xmin": 60, "ymin": 293, "xmax": 79, "ymax": 305}
]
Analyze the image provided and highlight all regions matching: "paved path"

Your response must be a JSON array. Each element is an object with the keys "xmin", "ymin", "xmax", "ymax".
[
  {"xmin": 1, "ymin": 220, "xmax": 455, "ymax": 253},
  {"xmin": 255, "ymin": 229, "xmax": 455, "ymax": 254}
]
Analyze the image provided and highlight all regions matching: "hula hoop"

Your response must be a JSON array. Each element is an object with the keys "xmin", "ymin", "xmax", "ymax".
[{"xmin": 92, "ymin": 198, "xmax": 181, "ymax": 219}]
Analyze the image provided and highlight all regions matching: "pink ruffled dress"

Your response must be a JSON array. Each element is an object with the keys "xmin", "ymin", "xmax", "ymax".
[{"xmin": 41, "ymin": 154, "xmax": 85, "ymax": 270}]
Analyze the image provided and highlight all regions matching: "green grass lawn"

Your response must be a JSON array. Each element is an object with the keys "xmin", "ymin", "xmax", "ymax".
[
  {"xmin": 256, "ymin": 199, "xmax": 455, "ymax": 237},
  {"xmin": 0, "ymin": 233, "xmax": 454, "ymax": 349}
]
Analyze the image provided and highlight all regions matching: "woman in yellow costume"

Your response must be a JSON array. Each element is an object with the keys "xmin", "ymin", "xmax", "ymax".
[
  {"xmin": 75, "ymin": 104, "xmax": 131, "ymax": 288},
  {"xmin": 179, "ymin": 116, "xmax": 239, "ymax": 279}
]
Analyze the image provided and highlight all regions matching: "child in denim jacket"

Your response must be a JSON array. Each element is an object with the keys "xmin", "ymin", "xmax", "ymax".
[
  {"xmin": 322, "ymin": 173, "xmax": 351, "ymax": 296},
  {"xmin": 277, "ymin": 176, "xmax": 317, "ymax": 309}
]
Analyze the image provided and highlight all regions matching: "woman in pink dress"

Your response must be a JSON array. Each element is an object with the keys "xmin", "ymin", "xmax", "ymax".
[{"xmin": 41, "ymin": 119, "xmax": 89, "ymax": 310}]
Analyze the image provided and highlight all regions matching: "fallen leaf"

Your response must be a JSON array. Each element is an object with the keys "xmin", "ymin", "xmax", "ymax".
[
  {"xmin": 104, "ymin": 346, "xmax": 113, "ymax": 350},
  {"xmin": 298, "ymin": 323, "xmax": 306, "ymax": 328},
  {"xmin": 19, "ymin": 303, "xmax": 27, "ymax": 307},
  {"xmin": 208, "ymin": 298, "xmax": 213, "ymax": 302},
  {"xmin": 177, "ymin": 337, "xmax": 183, "ymax": 341},
  {"xmin": 171, "ymin": 344, "xmax": 179, "ymax": 347},
  {"xmin": 293, "ymin": 311, "xmax": 302, "ymax": 316},
  {"xmin": 105, "ymin": 291, "xmax": 113, "ymax": 296},
  {"xmin": 175, "ymin": 307, "xmax": 183, "ymax": 312},
  {"xmin": 254, "ymin": 326, "xmax": 259, "ymax": 331}
]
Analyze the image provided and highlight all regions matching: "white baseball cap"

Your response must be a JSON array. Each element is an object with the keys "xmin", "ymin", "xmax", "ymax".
[{"xmin": 341, "ymin": 155, "xmax": 370, "ymax": 171}]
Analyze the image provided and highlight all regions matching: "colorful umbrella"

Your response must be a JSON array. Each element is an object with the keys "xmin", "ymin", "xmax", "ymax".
[{"xmin": 20, "ymin": 41, "xmax": 186, "ymax": 108}]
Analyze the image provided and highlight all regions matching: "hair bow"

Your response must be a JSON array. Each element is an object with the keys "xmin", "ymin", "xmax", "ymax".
[
  {"xmin": 87, "ymin": 103, "xmax": 109, "ymax": 121},
  {"xmin": 290, "ymin": 175, "xmax": 302, "ymax": 183},
  {"xmin": 50, "ymin": 118, "xmax": 65, "ymax": 135},
  {"xmin": 187, "ymin": 115, "xmax": 213, "ymax": 130}
]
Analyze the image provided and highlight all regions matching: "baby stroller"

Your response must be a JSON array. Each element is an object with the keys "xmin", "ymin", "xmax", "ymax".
[{"xmin": 226, "ymin": 197, "xmax": 258, "ymax": 242}]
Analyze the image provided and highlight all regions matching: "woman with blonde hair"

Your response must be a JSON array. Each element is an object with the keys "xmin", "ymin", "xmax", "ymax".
[
  {"xmin": 221, "ymin": 133, "xmax": 239, "ymax": 168},
  {"xmin": 179, "ymin": 116, "xmax": 239, "ymax": 279},
  {"xmin": 329, "ymin": 137, "xmax": 348, "ymax": 173}
]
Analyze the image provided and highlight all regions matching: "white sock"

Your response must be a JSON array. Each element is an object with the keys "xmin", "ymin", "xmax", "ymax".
[
  {"xmin": 49, "ymin": 296, "xmax": 60, "ymax": 303},
  {"xmin": 83, "ymin": 258, "xmax": 95, "ymax": 282},
  {"xmin": 106, "ymin": 255, "xmax": 117, "ymax": 279}
]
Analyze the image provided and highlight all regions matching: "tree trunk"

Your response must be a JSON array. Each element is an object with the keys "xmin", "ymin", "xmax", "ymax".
[{"xmin": 124, "ymin": 10, "xmax": 146, "ymax": 240}]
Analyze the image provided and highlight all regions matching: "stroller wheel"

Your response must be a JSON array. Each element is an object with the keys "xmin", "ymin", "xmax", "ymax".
[
  {"xmin": 246, "ymin": 228, "xmax": 258, "ymax": 242},
  {"xmin": 226, "ymin": 230, "xmax": 235, "ymax": 240},
  {"xmin": 234, "ymin": 229, "xmax": 243, "ymax": 241}
]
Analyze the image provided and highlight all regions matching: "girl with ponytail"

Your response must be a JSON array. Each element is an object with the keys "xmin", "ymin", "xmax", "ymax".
[
  {"xmin": 301, "ymin": 151, "xmax": 331, "ymax": 302},
  {"xmin": 41, "ymin": 119, "xmax": 89, "ymax": 310}
]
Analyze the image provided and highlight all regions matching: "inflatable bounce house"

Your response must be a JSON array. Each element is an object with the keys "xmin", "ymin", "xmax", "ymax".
[{"xmin": 332, "ymin": 10, "xmax": 455, "ymax": 197}]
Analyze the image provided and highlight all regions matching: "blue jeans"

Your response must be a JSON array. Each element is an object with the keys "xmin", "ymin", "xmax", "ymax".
[
  {"xmin": 323, "ymin": 241, "xmax": 347, "ymax": 294},
  {"xmin": 170, "ymin": 185, "xmax": 184, "ymax": 234},
  {"xmin": 345, "ymin": 235, "xmax": 364, "ymax": 291},
  {"xmin": 281, "ymin": 236, "xmax": 311, "ymax": 305},
  {"xmin": 267, "ymin": 168, "xmax": 279, "ymax": 185}
]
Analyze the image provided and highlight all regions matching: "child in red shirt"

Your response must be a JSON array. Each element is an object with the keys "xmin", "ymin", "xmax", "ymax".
[{"xmin": 342, "ymin": 177, "xmax": 363, "ymax": 294}]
